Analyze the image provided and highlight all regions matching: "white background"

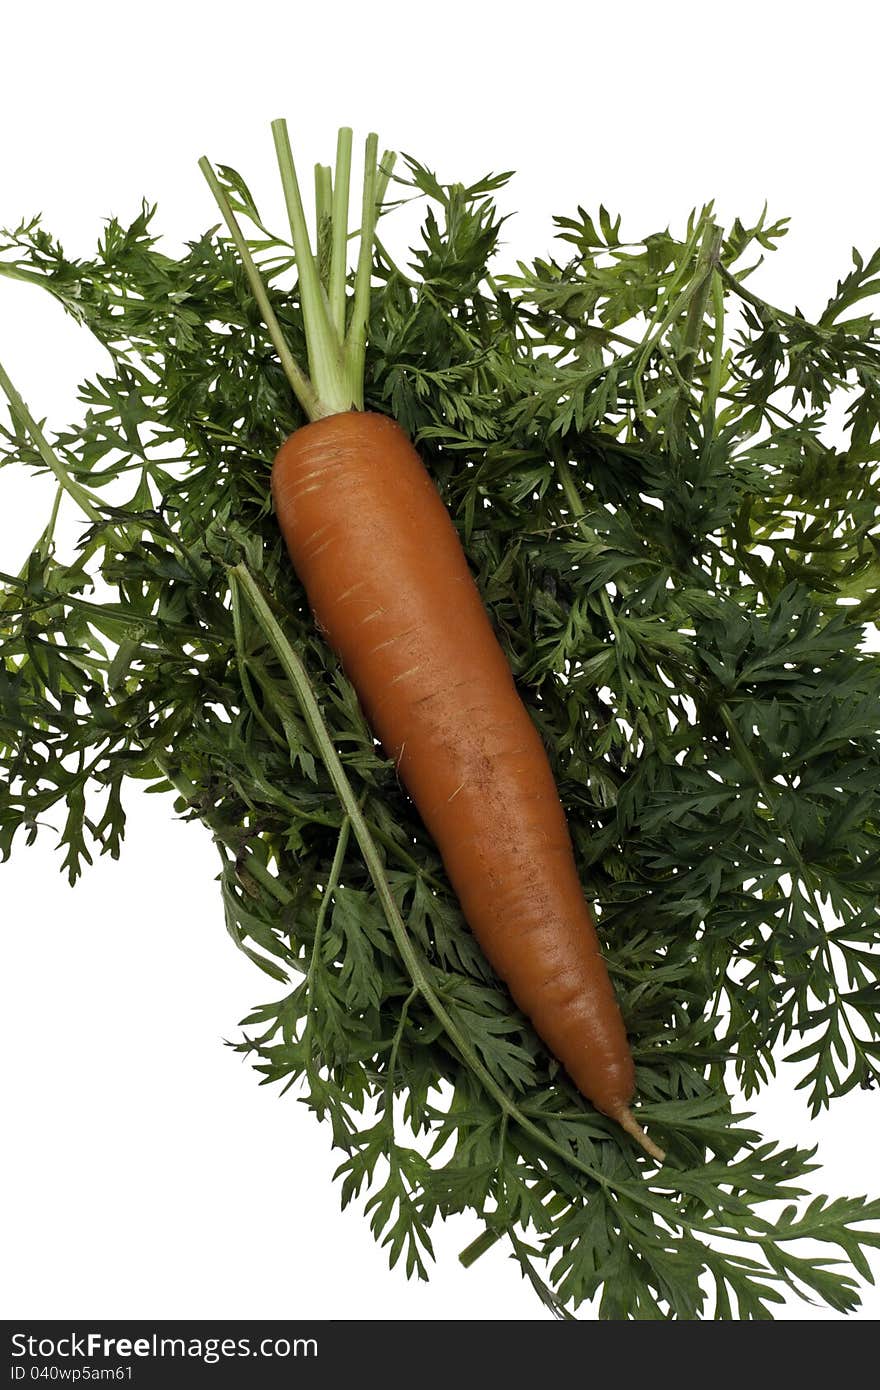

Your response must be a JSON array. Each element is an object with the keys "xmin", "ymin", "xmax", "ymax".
[{"xmin": 2, "ymin": 0, "xmax": 879, "ymax": 1322}]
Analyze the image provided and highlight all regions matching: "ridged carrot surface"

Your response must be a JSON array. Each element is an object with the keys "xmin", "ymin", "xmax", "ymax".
[{"xmin": 272, "ymin": 410, "xmax": 648, "ymax": 1138}]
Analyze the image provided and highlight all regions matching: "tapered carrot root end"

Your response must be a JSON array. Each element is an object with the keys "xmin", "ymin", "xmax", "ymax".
[{"xmin": 615, "ymin": 1107, "xmax": 666, "ymax": 1163}]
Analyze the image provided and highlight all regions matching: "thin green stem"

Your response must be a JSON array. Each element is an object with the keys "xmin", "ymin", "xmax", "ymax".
[
  {"xmin": 306, "ymin": 815, "xmax": 352, "ymax": 1069},
  {"xmin": 633, "ymin": 211, "xmax": 718, "ymax": 418},
  {"xmin": 552, "ymin": 446, "xmax": 602, "ymax": 549},
  {"xmin": 5, "ymin": 482, "xmax": 66, "ymax": 605},
  {"xmin": 312, "ymin": 815, "xmax": 351, "ymax": 963},
  {"xmin": 0, "ymin": 359, "xmax": 102, "ymax": 522},
  {"xmin": 370, "ymin": 151, "xmax": 401, "ymax": 297},
  {"xmin": 384, "ymin": 986, "xmax": 418, "ymax": 1109},
  {"xmin": 376, "ymin": 149, "xmax": 397, "ymax": 207},
  {"xmin": 680, "ymin": 224, "xmax": 724, "ymax": 380},
  {"xmin": 458, "ymin": 1224, "xmax": 500, "ymax": 1269},
  {"xmin": 705, "ymin": 269, "xmax": 727, "ymax": 426},
  {"xmin": 314, "ymin": 163, "xmax": 333, "ymax": 287},
  {"xmin": 198, "ymin": 156, "xmax": 322, "ymax": 420},
  {"xmin": 235, "ymin": 852, "xmax": 294, "ymax": 908},
  {"xmin": 636, "ymin": 212, "xmax": 706, "ymax": 342},
  {"xmin": 717, "ymin": 262, "xmax": 788, "ymax": 322},
  {"xmin": 670, "ymin": 221, "xmax": 724, "ymax": 442},
  {"xmin": 0, "ymin": 576, "xmax": 228, "ymax": 645},
  {"xmin": 345, "ymin": 132, "xmax": 379, "ymax": 408},
  {"xmin": 314, "ymin": 165, "xmax": 333, "ymax": 220},
  {"xmin": 0, "ymin": 261, "xmax": 53, "ymax": 291},
  {"xmin": 718, "ymin": 263, "xmax": 869, "ymax": 379},
  {"xmin": 329, "ymin": 128, "xmax": 353, "ymax": 338},
  {"xmin": 230, "ymin": 579, "xmax": 289, "ymax": 749},
  {"xmin": 41, "ymin": 484, "xmax": 64, "ymax": 553}
]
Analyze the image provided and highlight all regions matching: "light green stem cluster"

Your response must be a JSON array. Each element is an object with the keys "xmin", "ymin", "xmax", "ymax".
[{"xmin": 199, "ymin": 122, "xmax": 395, "ymax": 422}]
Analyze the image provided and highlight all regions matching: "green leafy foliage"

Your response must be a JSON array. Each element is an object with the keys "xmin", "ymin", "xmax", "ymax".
[{"xmin": 1, "ymin": 144, "xmax": 880, "ymax": 1319}]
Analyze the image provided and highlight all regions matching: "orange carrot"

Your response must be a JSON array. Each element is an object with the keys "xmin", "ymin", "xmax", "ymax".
[{"xmin": 201, "ymin": 123, "xmax": 663, "ymax": 1162}]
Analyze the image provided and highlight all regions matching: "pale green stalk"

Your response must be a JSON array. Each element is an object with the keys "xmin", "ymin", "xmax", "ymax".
[
  {"xmin": 328, "ymin": 128, "xmax": 353, "ymax": 337},
  {"xmin": 344, "ymin": 133, "xmax": 380, "ymax": 408},
  {"xmin": 314, "ymin": 162, "xmax": 333, "ymax": 287}
]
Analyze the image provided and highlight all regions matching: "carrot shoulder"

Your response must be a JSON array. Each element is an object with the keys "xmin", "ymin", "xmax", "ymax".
[{"xmin": 202, "ymin": 123, "xmax": 664, "ymax": 1162}]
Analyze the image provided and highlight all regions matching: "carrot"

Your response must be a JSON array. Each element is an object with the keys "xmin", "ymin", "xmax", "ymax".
[
  {"xmin": 201, "ymin": 122, "xmax": 664, "ymax": 1162},
  {"xmin": 272, "ymin": 413, "xmax": 662, "ymax": 1155}
]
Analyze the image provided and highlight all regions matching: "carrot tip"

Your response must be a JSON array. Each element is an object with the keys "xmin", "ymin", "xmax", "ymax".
[{"xmin": 616, "ymin": 1107, "xmax": 666, "ymax": 1163}]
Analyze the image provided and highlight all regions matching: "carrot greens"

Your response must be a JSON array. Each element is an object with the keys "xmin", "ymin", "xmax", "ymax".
[{"xmin": 2, "ymin": 129, "xmax": 880, "ymax": 1318}]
